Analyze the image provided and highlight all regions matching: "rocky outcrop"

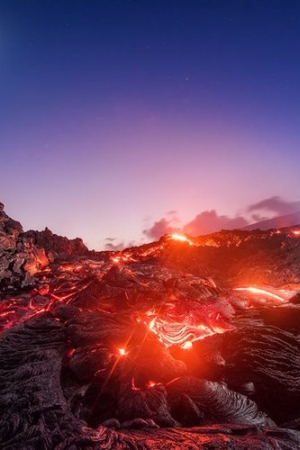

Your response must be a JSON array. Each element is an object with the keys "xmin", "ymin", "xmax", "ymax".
[
  {"xmin": 0, "ymin": 203, "xmax": 48, "ymax": 290},
  {"xmin": 24, "ymin": 227, "xmax": 88, "ymax": 260},
  {"xmin": 0, "ymin": 203, "xmax": 89, "ymax": 291},
  {"xmin": 0, "ymin": 202, "xmax": 23, "ymax": 250}
]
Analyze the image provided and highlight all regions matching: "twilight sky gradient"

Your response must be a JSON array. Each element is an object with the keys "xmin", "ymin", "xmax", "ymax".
[{"xmin": 1, "ymin": 1, "xmax": 300, "ymax": 250}]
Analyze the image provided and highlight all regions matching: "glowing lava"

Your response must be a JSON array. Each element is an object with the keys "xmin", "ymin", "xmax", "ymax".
[
  {"xmin": 182, "ymin": 340, "xmax": 193, "ymax": 350},
  {"xmin": 142, "ymin": 300, "xmax": 234, "ymax": 349},
  {"xmin": 234, "ymin": 287, "xmax": 287, "ymax": 303},
  {"xmin": 111, "ymin": 253, "xmax": 135, "ymax": 264},
  {"xmin": 118, "ymin": 348, "xmax": 128, "ymax": 356},
  {"xmin": 169, "ymin": 234, "xmax": 194, "ymax": 246},
  {"xmin": 291, "ymin": 229, "xmax": 300, "ymax": 236}
]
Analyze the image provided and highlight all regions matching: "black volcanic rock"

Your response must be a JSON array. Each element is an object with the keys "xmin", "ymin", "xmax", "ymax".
[
  {"xmin": 0, "ymin": 204, "xmax": 48, "ymax": 290},
  {"xmin": 0, "ymin": 202, "xmax": 23, "ymax": 249},
  {"xmin": 24, "ymin": 226, "xmax": 89, "ymax": 260},
  {"xmin": 0, "ymin": 204, "xmax": 90, "ymax": 291}
]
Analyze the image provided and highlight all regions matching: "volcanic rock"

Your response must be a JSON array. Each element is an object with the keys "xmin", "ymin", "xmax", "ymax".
[{"xmin": 24, "ymin": 227, "xmax": 89, "ymax": 260}]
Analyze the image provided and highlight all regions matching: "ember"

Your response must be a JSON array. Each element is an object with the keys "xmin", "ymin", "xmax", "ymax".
[{"xmin": 1, "ymin": 204, "xmax": 300, "ymax": 449}]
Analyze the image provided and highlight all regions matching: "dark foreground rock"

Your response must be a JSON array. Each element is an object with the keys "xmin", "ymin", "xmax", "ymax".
[{"xmin": 1, "ymin": 314, "xmax": 299, "ymax": 450}]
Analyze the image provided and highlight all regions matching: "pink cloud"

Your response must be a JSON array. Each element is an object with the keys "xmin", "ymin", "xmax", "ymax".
[
  {"xmin": 143, "ymin": 209, "xmax": 249, "ymax": 240},
  {"xmin": 248, "ymin": 196, "xmax": 300, "ymax": 216},
  {"xmin": 183, "ymin": 210, "xmax": 249, "ymax": 235},
  {"xmin": 143, "ymin": 217, "xmax": 180, "ymax": 240}
]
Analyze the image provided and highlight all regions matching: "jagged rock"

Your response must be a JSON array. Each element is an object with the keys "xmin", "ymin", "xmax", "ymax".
[
  {"xmin": 24, "ymin": 227, "xmax": 89, "ymax": 260},
  {"xmin": 0, "ymin": 205, "xmax": 49, "ymax": 290},
  {"xmin": 215, "ymin": 325, "xmax": 300, "ymax": 424},
  {"xmin": 166, "ymin": 376, "xmax": 274, "ymax": 427},
  {"xmin": 116, "ymin": 383, "xmax": 175, "ymax": 427},
  {"xmin": 0, "ymin": 202, "xmax": 23, "ymax": 250}
]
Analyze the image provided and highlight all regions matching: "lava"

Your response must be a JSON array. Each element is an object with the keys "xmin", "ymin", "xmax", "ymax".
[
  {"xmin": 111, "ymin": 252, "xmax": 135, "ymax": 264},
  {"xmin": 142, "ymin": 299, "xmax": 234, "ymax": 348},
  {"xmin": 2, "ymin": 203, "xmax": 300, "ymax": 448},
  {"xmin": 291, "ymin": 229, "xmax": 300, "ymax": 236},
  {"xmin": 234, "ymin": 286, "xmax": 290, "ymax": 303},
  {"xmin": 169, "ymin": 233, "xmax": 194, "ymax": 245},
  {"xmin": 118, "ymin": 348, "xmax": 128, "ymax": 356}
]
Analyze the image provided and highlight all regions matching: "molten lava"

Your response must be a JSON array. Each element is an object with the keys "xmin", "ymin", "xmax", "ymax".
[
  {"xmin": 118, "ymin": 348, "xmax": 128, "ymax": 356},
  {"xmin": 169, "ymin": 233, "xmax": 194, "ymax": 245},
  {"xmin": 141, "ymin": 299, "xmax": 234, "ymax": 348},
  {"xmin": 234, "ymin": 286, "xmax": 290, "ymax": 303},
  {"xmin": 291, "ymin": 229, "xmax": 300, "ymax": 236}
]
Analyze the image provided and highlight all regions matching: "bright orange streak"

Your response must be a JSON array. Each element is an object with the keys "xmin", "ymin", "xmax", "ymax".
[
  {"xmin": 170, "ymin": 234, "xmax": 194, "ymax": 245},
  {"xmin": 234, "ymin": 287, "xmax": 286, "ymax": 303}
]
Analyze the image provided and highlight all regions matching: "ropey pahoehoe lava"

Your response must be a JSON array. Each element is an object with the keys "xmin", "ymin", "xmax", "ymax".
[{"xmin": 1, "ymin": 202, "xmax": 300, "ymax": 449}]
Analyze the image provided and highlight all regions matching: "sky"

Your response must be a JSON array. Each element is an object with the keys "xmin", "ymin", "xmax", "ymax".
[{"xmin": 1, "ymin": 0, "xmax": 300, "ymax": 250}]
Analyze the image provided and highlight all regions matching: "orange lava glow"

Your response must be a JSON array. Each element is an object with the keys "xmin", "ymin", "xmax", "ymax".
[
  {"xmin": 146, "ymin": 380, "xmax": 160, "ymax": 388},
  {"xmin": 181, "ymin": 340, "xmax": 193, "ymax": 350},
  {"xmin": 169, "ymin": 234, "xmax": 194, "ymax": 246},
  {"xmin": 234, "ymin": 286, "xmax": 287, "ymax": 303},
  {"xmin": 141, "ymin": 300, "xmax": 233, "ymax": 349},
  {"xmin": 111, "ymin": 253, "xmax": 136, "ymax": 264},
  {"xmin": 118, "ymin": 348, "xmax": 128, "ymax": 356},
  {"xmin": 291, "ymin": 229, "xmax": 300, "ymax": 236},
  {"xmin": 147, "ymin": 316, "xmax": 215, "ymax": 347}
]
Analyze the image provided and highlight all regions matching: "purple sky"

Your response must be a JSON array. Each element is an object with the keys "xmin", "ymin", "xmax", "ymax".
[{"xmin": 1, "ymin": 1, "xmax": 300, "ymax": 250}]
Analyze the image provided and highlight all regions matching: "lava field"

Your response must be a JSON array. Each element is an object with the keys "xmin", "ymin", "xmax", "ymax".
[{"xmin": 1, "ymin": 202, "xmax": 300, "ymax": 449}]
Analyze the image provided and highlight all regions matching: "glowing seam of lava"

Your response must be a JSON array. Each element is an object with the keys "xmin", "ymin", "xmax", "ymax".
[
  {"xmin": 145, "ymin": 315, "xmax": 215, "ymax": 348},
  {"xmin": 234, "ymin": 287, "xmax": 286, "ymax": 302},
  {"xmin": 292, "ymin": 230, "xmax": 300, "ymax": 236},
  {"xmin": 131, "ymin": 377, "xmax": 160, "ymax": 390},
  {"xmin": 111, "ymin": 253, "xmax": 135, "ymax": 264},
  {"xmin": 170, "ymin": 234, "xmax": 194, "ymax": 245}
]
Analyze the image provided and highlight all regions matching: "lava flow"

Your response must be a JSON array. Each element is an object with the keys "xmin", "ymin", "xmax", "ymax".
[
  {"xmin": 169, "ymin": 233, "xmax": 195, "ymax": 245},
  {"xmin": 1, "ymin": 203, "xmax": 300, "ymax": 449},
  {"xmin": 141, "ymin": 298, "xmax": 234, "ymax": 348}
]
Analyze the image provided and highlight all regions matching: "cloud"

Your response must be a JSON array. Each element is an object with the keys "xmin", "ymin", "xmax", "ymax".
[
  {"xmin": 248, "ymin": 196, "xmax": 300, "ymax": 216},
  {"xmin": 104, "ymin": 237, "xmax": 136, "ymax": 251},
  {"xmin": 183, "ymin": 210, "xmax": 249, "ymax": 235},
  {"xmin": 104, "ymin": 242, "xmax": 126, "ymax": 251},
  {"xmin": 143, "ymin": 218, "xmax": 180, "ymax": 240},
  {"xmin": 143, "ymin": 210, "xmax": 249, "ymax": 240}
]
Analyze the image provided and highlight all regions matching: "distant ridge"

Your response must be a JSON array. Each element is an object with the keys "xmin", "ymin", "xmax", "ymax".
[{"xmin": 244, "ymin": 210, "xmax": 300, "ymax": 231}]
